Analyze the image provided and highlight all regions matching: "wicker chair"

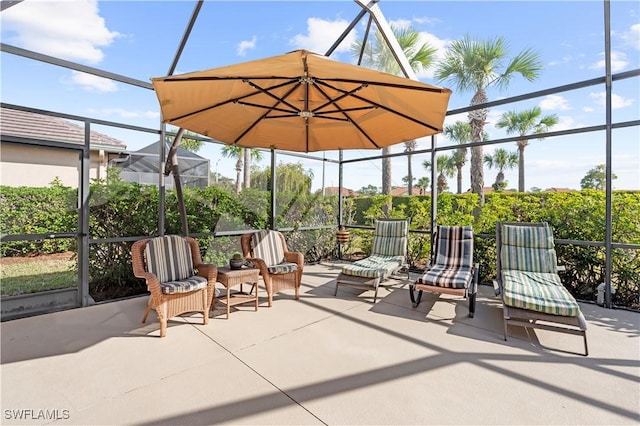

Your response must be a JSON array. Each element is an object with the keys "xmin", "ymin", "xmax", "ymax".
[
  {"xmin": 334, "ymin": 218, "xmax": 410, "ymax": 303},
  {"xmin": 131, "ymin": 235, "xmax": 216, "ymax": 337},
  {"xmin": 409, "ymin": 225, "xmax": 478, "ymax": 317},
  {"xmin": 241, "ymin": 230, "xmax": 304, "ymax": 307}
]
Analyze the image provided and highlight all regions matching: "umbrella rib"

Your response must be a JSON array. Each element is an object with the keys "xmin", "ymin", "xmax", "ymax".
[
  {"xmin": 166, "ymin": 79, "xmax": 299, "ymax": 122},
  {"xmin": 310, "ymin": 83, "xmax": 368, "ymax": 114},
  {"xmin": 243, "ymin": 79, "xmax": 302, "ymax": 115},
  {"xmin": 236, "ymin": 100, "xmax": 299, "ymax": 115},
  {"xmin": 311, "ymin": 81, "xmax": 381, "ymax": 149},
  {"xmin": 161, "ymin": 75, "xmax": 295, "ymax": 82},
  {"xmin": 316, "ymin": 79, "xmax": 440, "ymax": 132},
  {"xmin": 233, "ymin": 79, "xmax": 304, "ymax": 144},
  {"xmin": 321, "ymin": 77, "xmax": 449, "ymax": 93}
]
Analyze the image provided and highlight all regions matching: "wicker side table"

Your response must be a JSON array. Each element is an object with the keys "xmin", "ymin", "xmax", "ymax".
[{"xmin": 215, "ymin": 266, "xmax": 259, "ymax": 319}]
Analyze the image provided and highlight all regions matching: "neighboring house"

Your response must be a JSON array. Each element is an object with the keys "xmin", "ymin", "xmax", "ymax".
[
  {"xmin": 114, "ymin": 140, "xmax": 210, "ymax": 189},
  {"xmin": 465, "ymin": 186, "xmax": 516, "ymax": 194},
  {"xmin": 545, "ymin": 187, "xmax": 574, "ymax": 192},
  {"xmin": 0, "ymin": 107, "xmax": 127, "ymax": 188},
  {"xmin": 321, "ymin": 186, "xmax": 359, "ymax": 197},
  {"xmin": 390, "ymin": 186, "xmax": 423, "ymax": 196}
]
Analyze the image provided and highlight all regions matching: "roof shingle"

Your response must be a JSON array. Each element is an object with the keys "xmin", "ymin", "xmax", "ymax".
[{"xmin": 0, "ymin": 107, "xmax": 127, "ymax": 150}]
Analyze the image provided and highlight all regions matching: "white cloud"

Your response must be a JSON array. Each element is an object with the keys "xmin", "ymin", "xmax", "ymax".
[
  {"xmin": 413, "ymin": 16, "xmax": 441, "ymax": 26},
  {"xmin": 290, "ymin": 17, "xmax": 356, "ymax": 54},
  {"xmin": 69, "ymin": 71, "xmax": 117, "ymax": 92},
  {"xmin": 617, "ymin": 23, "xmax": 640, "ymax": 51},
  {"xmin": 1, "ymin": 0, "xmax": 120, "ymax": 64},
  {"xmin": 539, "ymin": 95, "xmax": 571, "ymax": 111},
  {"xmin": 589, "ymin": 51, "xmax": 628, "ymax": 72},
  {"xmin": 548, "ymin": 55, "xmax": 573, "ymax": 67},
  {"xmin": 91, "ymin": 108, "xmax": 160, "ymax": 120},
  {"xmin": 390, "ymin": 19, "xmax": 412, "ymax": 29},
  {"xmin": 553, "ymin": 115, "xmax": 578, "ymax": 132},
  {"xmin": 386, "ymin": 18, "xmax": 449, "ymax": 80},
  {"xmin": 589, "ymin": 92, "xmax": 635, "ymax": 109},
  {"xmin": 237, "ymin": 36, "xmax": 257, "ymax": 56}
]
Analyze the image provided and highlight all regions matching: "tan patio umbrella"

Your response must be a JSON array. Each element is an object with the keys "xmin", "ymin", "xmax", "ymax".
[{"xmin": 151, "ymin": 49, "xmax": 451, "ymax": 153}]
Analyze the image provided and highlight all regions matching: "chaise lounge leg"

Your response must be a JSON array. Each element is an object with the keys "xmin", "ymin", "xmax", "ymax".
[
  {"xmin": 468, "ymin": 292, "xmax": 476, "ymax": 318},
  {"xmin": 409, "ymin": 285, "xmax": 423, "ymax": 308},
  {"xmin": 583, "ymin": 335, "xmax": 589, "ymax": 357}
]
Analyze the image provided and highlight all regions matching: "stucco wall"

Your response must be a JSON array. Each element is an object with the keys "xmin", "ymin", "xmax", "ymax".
[{"xmin": 0, "ymin": 144, "xmax": 107, "ymax": 188}]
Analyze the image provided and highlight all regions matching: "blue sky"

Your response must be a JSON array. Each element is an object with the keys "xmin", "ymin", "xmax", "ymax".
[{"xmin": 1, "ymin": 0, "xmax": 638, "ymax": 192}]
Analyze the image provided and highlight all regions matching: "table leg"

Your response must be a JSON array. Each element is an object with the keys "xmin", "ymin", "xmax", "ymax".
[{"xmin": 226, "ymin": 286, "xmax": 231, "ymax": 319}]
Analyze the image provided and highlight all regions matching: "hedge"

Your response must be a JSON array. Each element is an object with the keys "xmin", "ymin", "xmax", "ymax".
[{"xmin": 1, "ymin": 179, "xmax": 638, "ymax": 308}]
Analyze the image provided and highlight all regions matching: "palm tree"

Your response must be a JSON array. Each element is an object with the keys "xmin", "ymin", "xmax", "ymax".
[
  {"xmin": 242, "ymin": 148, "xmax": 263, "ymax": 190},
  {"xmin": 221, "ymin": 145, "xmax": 243, "ymax": 193},
  {"xmin": 351, "ymin": 24, "xmax": 437, "ymax": 195},
  {"xmin": 404, "ymin": 139, "xmax": 416, "ymax": 195},
  {"xmin": 443, "ymin": 121, "xmax": 471, "ymax": 194},
  {"xmin": 416, "ymin": 176, "xmax": 430, "ymax": 195},
  {"xmin": 484, "ymin": 148, "xmax": 518, "ymax": 192},
  {"xmin": 220, "ymin": 146, "xmax": 263, "ymax": 193},
  {"xmin": 443, "ymin": 121, "xmax": 491, "ymax": 194},
  {"xmin": 166, "ymin": 129, "xmax": 203, "ymax": 153},
  {"xmin": 435, "ymin": 35, "xmax": 542, "ymax": 204},
  {"xmin": 423, "ymin": 154, "xmax": 456, "ymax": 194},
  {"xmin": 495, "ymin": 107, "xmax": 559, "ymax": 192}
]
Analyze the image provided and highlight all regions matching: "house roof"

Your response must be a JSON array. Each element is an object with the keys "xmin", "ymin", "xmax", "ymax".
[
  {"xmin": 545, "ymin": 187, "xmax": 574, "ymax": 192},
  {"xmin": 0, "ymin": 107, "xmax": 127, "ymax": 151},
  {"xmin": 135, "ymin": 140, "xmax": 204, "ymax": 159},
  {"xmin": 390, "ymin": 186, "xmax": 424, "ymax": 196},
  {"xmin": 118, "ymin": 140, "xmax": 208, "ymax": 174},
  {"xmin": 321, "ymin": 186, "xmax": 359, "ymax": 197}
]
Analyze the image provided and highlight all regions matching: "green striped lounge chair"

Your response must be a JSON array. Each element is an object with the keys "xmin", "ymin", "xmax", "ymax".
[
  {"xmin": 495, "ymin": 222, "xmax": 588, "ymax": 356},
  {"xmin": 334, "ymin": 218, "xmax": 409, "ymax": 303},
  {"xmin": 409, "ymin": 225, "xmax": 478, "ymax": 317}
]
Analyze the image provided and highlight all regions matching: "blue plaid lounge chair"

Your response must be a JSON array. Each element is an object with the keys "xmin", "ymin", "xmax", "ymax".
[
  {"xmin": 334, "ymin": 218, "xmax": 410, "ymax": 303},
  {"xmin": 241, "ymin": 230, "xmax": 304, "ymax": 307},
  {"xmin": 495, "ymin": 222, "xmax": 588, "ymax": 356},
  {"xmin": 410, "ymin": 225, "xmax": 478, "ymax": 317}
]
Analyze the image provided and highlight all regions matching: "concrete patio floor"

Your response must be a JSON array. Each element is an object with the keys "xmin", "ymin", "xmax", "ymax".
[{"xmin": 1, "ymin": 263, "xmax": 639, "ymax": 425}]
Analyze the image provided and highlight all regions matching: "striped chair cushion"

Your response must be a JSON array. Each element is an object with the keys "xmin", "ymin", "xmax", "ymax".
[
  {"xmin": 341, "ymin": 255, "xmax": 405, "ymax": 279},
  {"xmin": 160, "ymin": 275, "xmax": 208, "ymax": 294},
  {"xmin": 252, "ymin": 230, "xmax": 285, "ymax": 267},
  {"xmin": 433, "ymin": 226, "xmax": 473, "ymax": 268},
  {"xmin": 417, "ymin": 265, "xmax": 472, "ymax": 289},
  {"xmin": 502, "ymin": 270, "xmax": 580, "ymax": 317},
  {"xmin": 144, "ymin": 235, "xmax": 194, "ymax": 283},
  {"xmin": 372, "ymin": 219, "xmax": 408, "ymax": 257},
  {"xmin": 501, "ymin": 224, "xmax": 558, "ymax": 273},
  {"xmin": 267, "ymin": 262, "xmax": 298, "ymax": 275}
]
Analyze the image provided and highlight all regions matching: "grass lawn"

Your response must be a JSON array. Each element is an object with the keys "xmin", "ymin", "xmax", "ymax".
[{"xmin": 0, "ymin": 253, "xmax": 76, "ymax": 296}]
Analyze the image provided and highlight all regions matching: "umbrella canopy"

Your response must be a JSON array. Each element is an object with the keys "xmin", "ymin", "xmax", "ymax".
[{"xmin": 151, "ymin": 49, "xmax": 451, "ymax": 153}]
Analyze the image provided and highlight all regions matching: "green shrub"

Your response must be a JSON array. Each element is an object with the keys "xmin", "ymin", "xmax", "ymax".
[{"xmin": 2, "ymin": 179, "xmax": 638, "ymax": 308}]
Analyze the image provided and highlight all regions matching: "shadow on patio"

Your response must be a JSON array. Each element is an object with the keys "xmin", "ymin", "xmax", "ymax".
[{"xmin": 1, "ymin": 263, "xmax": 638, "ymax": 425}]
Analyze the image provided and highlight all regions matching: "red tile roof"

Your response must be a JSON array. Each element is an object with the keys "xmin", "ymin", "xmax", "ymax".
[{"xmin": 321, "ymin": 187, "xmax": 359, "ymax": 196}]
